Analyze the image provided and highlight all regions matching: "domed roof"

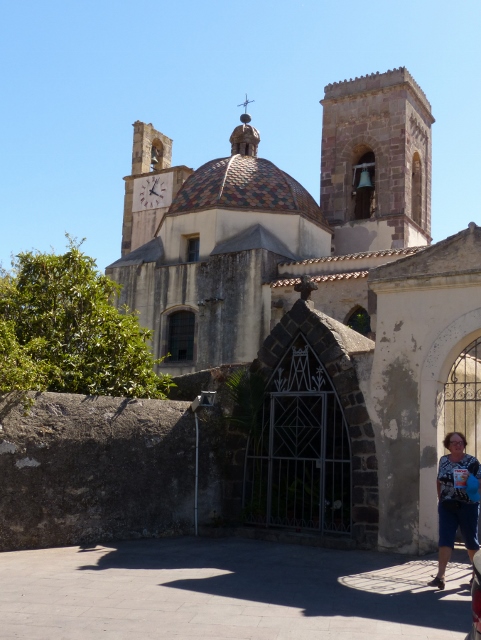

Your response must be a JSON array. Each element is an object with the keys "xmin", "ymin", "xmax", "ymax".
[{"xmin": 168, "ymin": 154, "xmax": 327, "ymax": 226}]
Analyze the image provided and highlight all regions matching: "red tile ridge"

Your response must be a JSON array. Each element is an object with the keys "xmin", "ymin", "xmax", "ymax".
[
  {"xmin": 278, "ymin": 246, "xmax": 426, "ymax": 267},
  {"xmin": 269, "ymin": 270, "xmax": 369, "ymax": 287}
]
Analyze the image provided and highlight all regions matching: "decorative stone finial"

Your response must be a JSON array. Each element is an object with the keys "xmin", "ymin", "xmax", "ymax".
[{"xmin": 294, "ymin": 275, "xmax": 318, "ymax": 301}]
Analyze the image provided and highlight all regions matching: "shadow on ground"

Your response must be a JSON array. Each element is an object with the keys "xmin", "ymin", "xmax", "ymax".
[{"xmin": 78, "ymin": 536, "xmax": 472, "ymax": 634}]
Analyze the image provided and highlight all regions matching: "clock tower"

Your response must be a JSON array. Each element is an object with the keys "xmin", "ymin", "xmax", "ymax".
[{"xmin": 121, "ymin": 121, "xmax": 193, "ymax": 256}]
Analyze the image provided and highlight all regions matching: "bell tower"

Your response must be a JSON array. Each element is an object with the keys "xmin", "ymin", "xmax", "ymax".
[
  {"xmin": 121, "ymin": 121, "xmax": 192, "ymax": 257},
  {"xmin": 320, "ymin": 68, "xmax": 434, "ymax": 255}
]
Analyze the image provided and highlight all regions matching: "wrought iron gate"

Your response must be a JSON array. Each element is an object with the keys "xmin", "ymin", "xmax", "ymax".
[
  {"xmin": 243, "ymin": 334, "xmax": 352, "ymax": 535},
  {"xmin": 444, "ymin": 336, "xmax": 481, "ymax": 458}
]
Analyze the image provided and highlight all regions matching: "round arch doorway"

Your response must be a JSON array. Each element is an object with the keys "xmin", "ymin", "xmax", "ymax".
[{"xmin": 444, "ymin": 336, "xmax": 481, "ymax": 459}]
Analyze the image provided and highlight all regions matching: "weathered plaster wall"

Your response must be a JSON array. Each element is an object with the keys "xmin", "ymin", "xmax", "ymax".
[
  {"xmin": 159, "ymin": 208, "xmax": 331, "ymax": 263},
  {"xmin": 0, "ymin": 392, "xmax": 226, "ymax": 551},
  {"xmin": 368, "ymin": 282, "xmax": 481, "ymax": 553}
]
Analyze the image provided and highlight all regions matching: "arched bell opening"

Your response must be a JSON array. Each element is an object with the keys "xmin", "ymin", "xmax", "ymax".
[
  {"xmin": 411, "ymin": 152, "xmax": 423, "ymax": 227},
  {"xmin": 351, "ymin": 149, "xmax": 376, "ymax": 221},
  {"xmin": 243, "ymin": 333, "xmax": 352, "ymax": 535},
  {"xmin": 151, "ymin": 138, "xmax": 164, "ymax": 171}
]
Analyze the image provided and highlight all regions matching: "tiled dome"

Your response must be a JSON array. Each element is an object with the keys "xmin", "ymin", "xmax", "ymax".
[{"xmin": 168, "ymin": 154, "xmax": 326, "ymax": 226}]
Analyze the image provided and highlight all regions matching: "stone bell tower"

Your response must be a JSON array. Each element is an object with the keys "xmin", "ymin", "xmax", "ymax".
[
  {"xmin": 320, "ymin": 68, "xmax": 435, "ymax": 255},
  {"xmin": 121, "ymin": 121, "xmax": 192, "ymax": 257}
]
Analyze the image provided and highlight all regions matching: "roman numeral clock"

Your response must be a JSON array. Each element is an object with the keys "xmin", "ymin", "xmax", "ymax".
[{"xmin": 132, "ymin": 171, "xmax": 174, "ymax": 212}]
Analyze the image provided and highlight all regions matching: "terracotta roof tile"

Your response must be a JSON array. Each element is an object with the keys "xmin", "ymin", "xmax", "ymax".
[
  {"xmin": 270, "ymin": 270, "xmax": 369, "ymax": 287},
  {"xmin": 278, "ymin": 246, "xmax": 425, "ymax": 266}
]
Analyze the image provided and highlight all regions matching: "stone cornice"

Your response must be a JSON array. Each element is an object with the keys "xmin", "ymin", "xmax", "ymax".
[
  {"xmin": 123, "ymin": 165, "xmax": 193, "ymax": 181},
  {"xmin": 369, "ymin": 270, "xmax": 481, "ymax": 293}
]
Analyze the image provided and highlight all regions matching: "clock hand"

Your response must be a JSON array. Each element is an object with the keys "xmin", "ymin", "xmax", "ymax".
[{"xmin": 149, "ymin": 178, "xmax": 160, "ymax": 196}]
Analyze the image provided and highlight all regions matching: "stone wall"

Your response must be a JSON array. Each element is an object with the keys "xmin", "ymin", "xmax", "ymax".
[{"xmin": 0, "ymin": 392, "xmax": 231, "ymax": 552}]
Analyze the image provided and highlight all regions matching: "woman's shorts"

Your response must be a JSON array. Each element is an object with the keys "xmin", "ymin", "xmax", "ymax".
[{"xmin": 438, "ymin": 501, "xmax": 480, "ymax": 550}]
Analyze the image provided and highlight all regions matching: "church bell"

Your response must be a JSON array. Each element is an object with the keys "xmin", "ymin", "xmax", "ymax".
[
  {"xmin": 357, "ymin": 168, "xmax": 373, "ymax": 189},
  {"xmin": 151, "ymin": 148, "xmax": 159, "ymax": 166}
]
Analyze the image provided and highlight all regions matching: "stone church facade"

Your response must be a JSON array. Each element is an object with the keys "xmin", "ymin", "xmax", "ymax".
[{"xmin": 107, "ymin": 67, "xmax": 481, "ymax": 554}]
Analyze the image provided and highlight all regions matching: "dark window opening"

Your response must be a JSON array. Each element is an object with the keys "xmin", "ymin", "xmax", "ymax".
[
  {"xmin": 346, "ymin": 308, "xmax": 371, "ymax": 337},
  {"xmin": 168, "ymin": 311, "xmax": 195, "ymax": 361},
  {"xmin": 412, "ymin": 153, "xmax": 422, "ymax": 226},
  {"xmin": 353, "ymin": 151, "xmax": 375, "ymax": 220},
  {"xmin": 187, "ymin": 237, "xmax": 200, "ymax": 263}
]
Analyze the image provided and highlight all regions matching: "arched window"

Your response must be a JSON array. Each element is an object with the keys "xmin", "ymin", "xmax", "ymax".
[
  {"xmin": 168, "ymin": 311, "xmax": 195, "ymax": 361},
  {"xmin": 411, "ymin": 152, "xmax": 422, "ymax": 226},
  {"xmin": 346, "ymin": 307, "xmax": 371, "ymax": 337},
  {"xmin": 352, "ymin": 150, "xmax": 375, "ymax": 220}
]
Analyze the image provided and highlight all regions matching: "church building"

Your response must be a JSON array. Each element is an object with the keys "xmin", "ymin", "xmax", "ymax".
[{"xmin": 107, "ymin": 68, "xmax": 481, "ymax": 554}]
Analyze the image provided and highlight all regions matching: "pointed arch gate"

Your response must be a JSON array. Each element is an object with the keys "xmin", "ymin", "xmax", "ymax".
[
  {"xmin": 444, "ymin": 336, "xmax": 481, "ymax": 458},
  {"xmin": 243, "ymin": 334, "xmax": 352, "ymax": 535}
]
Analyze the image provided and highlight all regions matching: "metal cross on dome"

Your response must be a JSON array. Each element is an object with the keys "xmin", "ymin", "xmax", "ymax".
[{"xmin": 237, "ymin": 94, "xmax": 255, "ymax": 113}]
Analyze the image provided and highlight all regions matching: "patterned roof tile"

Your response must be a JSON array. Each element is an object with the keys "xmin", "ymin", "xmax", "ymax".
[{"xmin": 168, "ymin": 155, "xmax": 327, "ymax": 226}]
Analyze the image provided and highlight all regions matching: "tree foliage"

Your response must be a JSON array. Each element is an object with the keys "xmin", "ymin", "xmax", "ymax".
[{"xmin": 0, "ymin": 238, "xmax": 174, "ymax": 398}]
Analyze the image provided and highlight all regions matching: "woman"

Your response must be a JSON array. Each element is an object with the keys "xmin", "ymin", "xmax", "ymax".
[{"xmin": 429, "ymin": 431, "xmax": 481, "ymax": 590}]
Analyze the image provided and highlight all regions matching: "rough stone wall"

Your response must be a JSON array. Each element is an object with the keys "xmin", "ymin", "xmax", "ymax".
[
  {"xmin": 0, "ymin": 392, "xmax": 226, "ymax": 552},
  {"xmin": 320, "ymin": 68, "xmax": 434, "ymax": 245}
]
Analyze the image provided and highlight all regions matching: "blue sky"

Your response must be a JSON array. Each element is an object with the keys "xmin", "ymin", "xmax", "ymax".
[{"xmin": 1, "ymin": 0, "xmax": 480, "ymax": 271}]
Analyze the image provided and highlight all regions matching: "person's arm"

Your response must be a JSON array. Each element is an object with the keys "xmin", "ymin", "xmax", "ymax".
[{"xmin": 437, "ymin": 479, "xmax": 441, "ymax": 500}]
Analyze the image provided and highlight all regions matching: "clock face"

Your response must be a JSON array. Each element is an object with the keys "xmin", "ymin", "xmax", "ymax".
[
  {"xmin": 132, "ymin": 171, "xmax": 174, "ymax": 212},
  {"xmin": 139, "ymin": 176, "xmax": 166, "ymax": 209}
]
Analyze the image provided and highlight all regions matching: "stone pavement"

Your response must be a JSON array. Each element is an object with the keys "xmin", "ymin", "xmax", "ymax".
[{"xmin": 0, "ymin": 537, "xmax": 474, "ymax": 639}]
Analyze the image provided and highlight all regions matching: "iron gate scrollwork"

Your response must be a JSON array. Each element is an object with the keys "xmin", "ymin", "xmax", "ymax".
[
  {"xmin": 444, "ymin": 336, "xmax": 481, "ymax": 459},
  {"xmin": 243, "ymin": 334, "xmax": 352, "ymax": 535}
]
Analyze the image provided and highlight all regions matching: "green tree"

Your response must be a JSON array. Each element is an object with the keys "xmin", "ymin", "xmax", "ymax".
[{"xmin": 0, "ymin": 239, "xmax": 174, "ymax": 399}]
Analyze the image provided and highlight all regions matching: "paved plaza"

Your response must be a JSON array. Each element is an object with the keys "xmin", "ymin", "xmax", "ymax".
[{"xmin": 0, "ymin": 536, "xmax": 474, "ymax": 639}]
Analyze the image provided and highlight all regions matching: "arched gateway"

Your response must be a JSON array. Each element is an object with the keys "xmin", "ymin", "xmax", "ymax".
[{"xmin": 245, "ymin": 298, "xmax": 378, "ymax": 548}]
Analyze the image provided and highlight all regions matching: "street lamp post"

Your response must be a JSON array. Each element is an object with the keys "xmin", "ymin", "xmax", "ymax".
[{"xmin": 190, "ymin": 391, "xmax": 216, "ymax": 536}]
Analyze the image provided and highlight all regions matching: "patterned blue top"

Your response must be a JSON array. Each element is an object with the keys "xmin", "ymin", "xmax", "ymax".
[{"xmin": 437, "ymin": 454, "xmax": 481, "ymax": 503}]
